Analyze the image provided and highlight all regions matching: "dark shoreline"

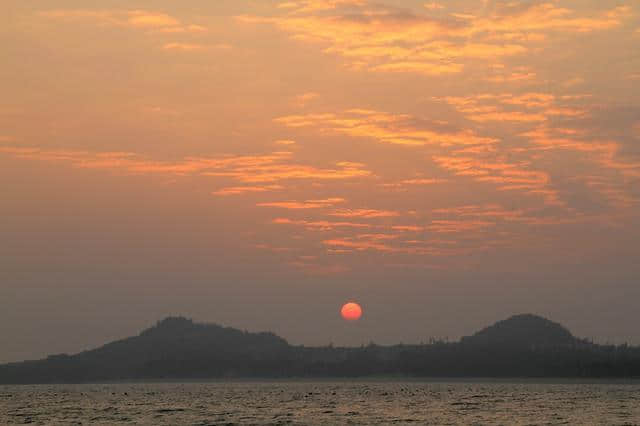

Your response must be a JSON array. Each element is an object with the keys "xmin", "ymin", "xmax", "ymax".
[
  {"xmin": 3, "ymin": 377, "xmax": 640, "ymax": 386},
  {"xmin": 4, "ymin": 315, "xmax": 640, "ymax": 384}
]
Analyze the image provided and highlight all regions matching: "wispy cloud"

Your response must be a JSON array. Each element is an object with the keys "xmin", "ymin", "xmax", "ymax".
[
  {"xmin": 40, "ymin": 9, "xmax": 206, "ymax": 33},
  {"xmin": 0, "ymin": 147, "xmax": 371, "ymax": 186},
  {"xmin": 439, "ymin": 93, "xmax": 586, "ymax": 123},
  {"xmin": 213, "ymin": 185, "xmax": 283, "ymax": 196},
  {"xmin": 432, "ymin": 155, "xmax": 559, "ymax": 205},
  {"xmin": 427, "ymin": 219, "xmax": 495, "ymax": 233},
  {"xmin": 273, "ymin": 217, "xmax": 372, "ymax": 230},
  {"xmin": 329, "ymin": 209, "xmax": 399, "ymax": 218},
  {"xmin": 257, "ymin": 198, "xmax": 346, "ymax": 209},
  {"xmin": 276, "ymin": 109, "xmax": 496, "ymax": 147},
  {"xmin": 239, "ymin": 1, "xmax": 629, "ymax": 76},
  {"xmin": 38, "ymin": 8, "xmax": 209, "ymax": 49},
  {"xmin": 162, "ymin": 42, "xmax": 205, "ymax": 51},
  {"xmin": 7, "ymin": 0, "xmax": 639, "ymax": 275},
  {"xmin": 292, "ymin": 92, "xmax": 320, "ymax": 107}
]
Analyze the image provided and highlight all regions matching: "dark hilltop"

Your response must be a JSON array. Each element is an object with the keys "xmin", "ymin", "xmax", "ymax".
[{"xmin": 1, "ymin": 314, "xmax": 639, "ymax": 383}]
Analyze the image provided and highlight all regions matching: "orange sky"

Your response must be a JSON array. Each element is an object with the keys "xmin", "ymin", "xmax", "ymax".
[{"xmin": 1, "ymin": 0, "xmax": 639, "ymax": 362}]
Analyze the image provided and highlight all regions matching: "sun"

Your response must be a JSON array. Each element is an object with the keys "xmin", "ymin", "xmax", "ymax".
[{"xmin": 341, "ymin": 302, "xmax": 363, "ymax": 321}]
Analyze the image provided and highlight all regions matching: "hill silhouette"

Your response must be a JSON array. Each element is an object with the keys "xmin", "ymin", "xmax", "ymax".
[
  {"xmin": 462, "ymin": 314, "xmax": 578, "ymax": 348},
  {"xmin": 1, "ymin": 314, "xmax": 639, "ymax": 383},
  {"xmin": 0, "ymin": 317, "xmax": 292, "ymax": 383}
]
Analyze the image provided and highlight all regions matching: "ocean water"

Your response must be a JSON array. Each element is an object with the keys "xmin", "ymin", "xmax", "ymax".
[{"xmin": 1, "ymin": 381, "xmax": 639, "ymax": 425}]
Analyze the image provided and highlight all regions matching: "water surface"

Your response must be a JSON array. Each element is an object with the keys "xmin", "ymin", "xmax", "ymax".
[{"xmin": 2, "ymin": 381, "xmax": 639, "ymax": 424}]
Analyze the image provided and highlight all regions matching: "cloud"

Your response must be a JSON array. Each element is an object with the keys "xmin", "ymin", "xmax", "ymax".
[
  {"xmin": 522, "ymin": 127, "xmax": 640, "ymax": 208},
  {"xmin": 273, "ymin": 87, "xmax": 636, "ymax": 226},
  {"xmin": 257, "ymin": 198, "xmax": 346, "ymax": 209},
  {"xmin": 278, "ymin": 0, "xmax": 367, "ymax": 14},
  {"xmin": 434, "ymin": 88, "xmax": 639, "ymax": 213},
  {"xmin": 391, "ymin": 225, "xmax": 425, "ymax": 232},
  {"xmin": 162, "ymin": 43, "xmax": 232, "ymax": 51},
  {"xmin": 485, "ymin": 65, "xmax": 537, "ymax": 83},
  {"xmin": 40, "ymin": 9, "xmax": 203, "ymax": 31},
  {"xmin": 276, "ymin": 109, "xmax": 496, "ymax": 147},
  {"xmin": 427, "ymin": 219, "xmax": 495, "ymax": 233},
  {"xmin": 127, "ymin": 11, "xmax": 180, "ymax": 28},
  {"xmin": 433, "ymin": 204, "xmax": 525, "ymax": 220},
  {"xmin": 162, "ymin": 42, "xmax": 205, "ymax": 51},
  {"xmin": 292, "ymin": 92, "xmax": 320, "ymax": 107},
  {"xmin": 439, "ymin": 92, "xmax": 586, "ymax": 122},
  {"xmin": 323, "ymin": 237, "xmax": 397, "ymax": 252},
  {"xmin": 424, "ymin": 3, "xmax": 445, "ymax": 11},
  {"xmin": 562, "ymin": 77, "xmax": 586, "ymax": 88},
  {"xmin": 273, "ymin": 217, "xmax": 372, "ymax": 230},
  {"xmin": 321, "ymin": 235, "xmax": 471, "ymax": 256},
  {"xmin": 273, "ymin": 217, "xmax": 427, "ymax": 233},
  {"xmin": 203, "ymin": 161, "xmax": 371, "ymax": 183},
  {"xmin": 432, "ymin": 155, "xmax": 561, "ymax": 206},
  {"xmin": 239, "ymin": 1, "xmax": 629, "ymax": 76},
  {"xmin": 370, "ymin": 61, "xmax": 463, "ymax": 75},
  {"xmin": 212, "ymin": 185, "xmax": 283, "ymax": 196},
  {"xmin": 274, "ymin": 99, "xmax": 575, "ymax": 211},
  {"xmin": 380, "ymin": 177, "xmax": 446, "ymax": 190},
  {"xmin": 329, "ymin": 209, "xmax": 400, "ymax": 218},
  {"xmin": 38, "ymin": 8, "xmax": 208, "ymax": 49},
  {"xmin": 399, "ymin": 178, "xmax": 445, "ymax": 185},
  {"xmin": 0, "ymin": 147, "xmax": 371, "ymax": 186}
]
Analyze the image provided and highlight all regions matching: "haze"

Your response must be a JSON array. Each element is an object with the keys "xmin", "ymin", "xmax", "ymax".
[{"xmin": 1, "ymin": 0, "xmax": 639, "ymax": 363}]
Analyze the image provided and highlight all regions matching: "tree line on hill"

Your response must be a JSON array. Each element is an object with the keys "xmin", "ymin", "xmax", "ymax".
[{"xmin": 1, "ymin": 314, "xmax": 639, "ymax": 383}]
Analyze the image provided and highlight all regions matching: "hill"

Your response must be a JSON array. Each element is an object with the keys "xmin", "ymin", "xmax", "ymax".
[
  {"xmin": 1, "ymin": 314, "xmax": 639, "ymax": 383},
  {"xmin": 0, "ymin": 317, "xmax": 292, "ymax": 383},
  {"xmin": 461, "ymin": 314, "xmax": 578, "ymax": 348}
]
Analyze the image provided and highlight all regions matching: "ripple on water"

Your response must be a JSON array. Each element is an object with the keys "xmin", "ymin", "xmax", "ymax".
[{"xmin": 2, "ymin": 381, "xmax": 640, "ymax": 425}]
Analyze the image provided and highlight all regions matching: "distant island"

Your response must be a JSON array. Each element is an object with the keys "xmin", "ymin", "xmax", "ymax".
[{"xmin": 1, "ymin": 314, "xmax": 639, "ymax": 383}]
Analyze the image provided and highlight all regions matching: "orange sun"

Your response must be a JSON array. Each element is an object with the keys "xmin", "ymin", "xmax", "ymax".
[{"xmin": 341, "ymin": 302, "xmax": 363, "ymax": 321}]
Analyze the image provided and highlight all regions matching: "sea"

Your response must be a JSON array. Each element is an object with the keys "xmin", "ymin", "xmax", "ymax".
[{"xmin": 2, "ymin": 380, "xmax": 639, "ymax": 425}]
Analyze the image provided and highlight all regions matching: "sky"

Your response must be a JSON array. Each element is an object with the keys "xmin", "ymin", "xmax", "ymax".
[{"xmin": 1, "ymin": 0, "xmax": 639, "ymax": 363}]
